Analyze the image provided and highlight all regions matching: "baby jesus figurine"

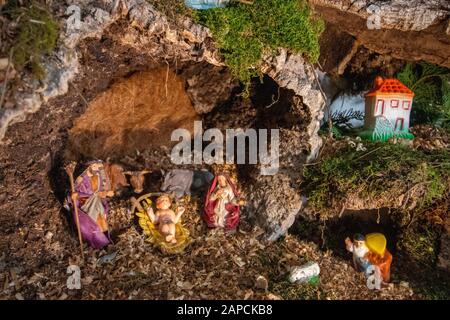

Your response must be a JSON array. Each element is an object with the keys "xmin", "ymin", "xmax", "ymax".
[{"xmin": 146, "ymin": 194, "xmax": 185, "ymax": 244}]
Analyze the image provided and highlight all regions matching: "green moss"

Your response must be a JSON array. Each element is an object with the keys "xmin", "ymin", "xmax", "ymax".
[
  {"xmin": 271, "ymin": 279, "xmax": 320, "ymax": 300},
  {"xmin": 196, "ymin": 0, "xmax": 324, "ymax": 93},
  {"xmin": 303, "ymin": 142, "xmax": 449, "ymax": 217},
  {"xmin": 419, "ymin": 280, "xmax": 450, "ymax": 300},
  {"xmin": 397, "ymin": 221, "xmax": 450, "ymax": 300},
  {"xmin": 6, "ymin": 3, "xmax": 59, "ymax": 78},
  {"xmin": 398, "ymin": 224, "xmax": 440, "ymax": 266}
]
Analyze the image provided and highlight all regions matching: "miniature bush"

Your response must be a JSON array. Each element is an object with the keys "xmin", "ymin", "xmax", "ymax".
[
  {"xmin": 3, "ymin": 2, "xmax": 59, "ymax": 78},
  {"xmin": 196, "ymin": 0, "xmax": 324, "ymax": 93},
  {"xmin": 319, "ymin": 109, "xmax": 364, "ymax": 138},
  {"xmin": 397, "ymin": 62, "xmax": 450, "ymax": 129},
  {"xmin": 303, "ymin": 142, "xmax": 449, "ymax": 218}
]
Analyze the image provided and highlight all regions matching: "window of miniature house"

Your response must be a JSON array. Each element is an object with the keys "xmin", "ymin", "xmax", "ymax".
[
  {"xmin": 391, "ymin": 99, "xmax": 399, "ymax": 108},
  {"xmin": 376, "ymin": 99, "xmax": 385, "ymax": 115},
  {"xmin": 395, "ymin": 118, "xmax": 404, "ymax": 131},
  {"xmin": 402, "ymin": 100, "xmax": 411, "ymax": 110}
]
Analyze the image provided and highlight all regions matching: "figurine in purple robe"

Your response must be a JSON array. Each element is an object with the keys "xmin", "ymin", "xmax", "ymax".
[{"xmin": 67, "ymin": 161, "xmax": 114, "ymax": 249}]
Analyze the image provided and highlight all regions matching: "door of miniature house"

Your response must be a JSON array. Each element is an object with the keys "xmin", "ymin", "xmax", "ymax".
[
  {"xmin": 394, "ymin": 118, "xmax": 404, "ymax": 131},
  {"xmin": 361, "ymin": 77, "xmax": 415, "ymax": 141}
]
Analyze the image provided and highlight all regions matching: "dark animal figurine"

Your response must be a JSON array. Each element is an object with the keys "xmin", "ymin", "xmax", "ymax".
[
  {"xmin": 160, "ymin": 169, "xmax": 214, "ymax": 199},
  {"xmin": 105, "ymin": 163, "xmax": 150, "ymax": 194},
  {"xmin": 123, "ymin": 170, "xmax": 151, "ymax": 194}
]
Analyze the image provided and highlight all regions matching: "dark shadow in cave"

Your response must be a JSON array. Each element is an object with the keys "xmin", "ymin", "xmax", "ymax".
[
  {"xmin": 291, "ymin": 208, "xmax": 450, "ymax": 297},
  {"xmin": 251, "ymin": 75, "xmax": 311, "ymax": 131},
  {"xmin": 47, "ymin": 135, "xmax": 90, "ymax": 241},
  {"xmin": 230, "ymin": 75, "xmax": 312, "ymax": 183},
  {"xmin": 294, "ymin": 208, "xmax": 399, "ymax": 260}
]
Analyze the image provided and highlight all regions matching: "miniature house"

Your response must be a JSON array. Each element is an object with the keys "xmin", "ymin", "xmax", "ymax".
[{"xmin": 361, "ymin": 77, "xmax": 415, "ymax": 141}]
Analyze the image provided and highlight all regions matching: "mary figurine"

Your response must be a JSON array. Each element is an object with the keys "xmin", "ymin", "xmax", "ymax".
[{"xmin": 203, "ymin": 174, "xmax": 243, "ymax": 231}]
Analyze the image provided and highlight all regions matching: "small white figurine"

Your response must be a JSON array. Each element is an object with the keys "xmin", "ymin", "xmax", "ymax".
[
  {"xmin": 345, "ymin": 233, "xmax": 371, "ymax": 274},
  {"xmin": 289, "ymin": 261, "xmax": 320, "ymax": 284}
]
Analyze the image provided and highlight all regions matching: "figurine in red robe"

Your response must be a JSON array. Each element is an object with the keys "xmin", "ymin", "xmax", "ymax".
[{"xmin": 203, "ymin": 174, "xmax": 243, "ymax": 231}]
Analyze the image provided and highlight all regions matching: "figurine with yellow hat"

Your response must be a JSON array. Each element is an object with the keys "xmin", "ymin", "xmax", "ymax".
[
  {"xmin": 345, "ymin": 233, "xmax": 393, "ymax": 283},
  {"xmin": 365, "ymin": 233, "xmax": 393, "ymax": 282}
]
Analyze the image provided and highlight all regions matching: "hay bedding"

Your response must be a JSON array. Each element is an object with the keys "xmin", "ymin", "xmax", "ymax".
[{"xmin": 67, "ymin": 68, "xmax": 199, "ymax": 159}]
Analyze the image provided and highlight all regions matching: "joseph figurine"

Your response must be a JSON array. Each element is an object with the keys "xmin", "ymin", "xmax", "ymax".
[{"xmin": 68, "ymin": 161, "xmax": 114, "ymax": 249}]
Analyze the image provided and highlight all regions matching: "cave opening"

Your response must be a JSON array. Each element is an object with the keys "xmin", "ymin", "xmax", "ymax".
[
  {"xmin": 47, "ymin": 55, "xmax": 307, "ymax": 247},
  {"xmin": 66, "ymin": 67, "xmax": 199, "ymax": 161}
]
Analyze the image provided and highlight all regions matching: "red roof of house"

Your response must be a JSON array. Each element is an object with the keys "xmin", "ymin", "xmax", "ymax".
[{"xmin": 366, "ymin": 77, "xmax": 414, "ymax": 97}]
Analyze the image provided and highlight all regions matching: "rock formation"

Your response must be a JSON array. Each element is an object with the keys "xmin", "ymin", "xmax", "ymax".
[
  {"xmin": 0, "ymin": 0, "xmax": 326, "ymax": 242},
  {"xmin": 311, "ymin": 0, "xmax": 450, "ymax": 68},
  {"xmin": 245, "ymin": 51, "xmax": 325, "ymax": 241}
]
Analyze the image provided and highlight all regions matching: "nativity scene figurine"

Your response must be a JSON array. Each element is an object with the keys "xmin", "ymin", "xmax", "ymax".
[
  {"xmin": 134, "ymin": 193, "xmax": 191, "ymax": 254},
  {"xmin": 147, "ymin": 194, "xmax": 185, "ymax": 244},
  {"xmin": 65, "ymin": 160, "xmax": 150, "ymax": 249},
  {"xmin": 203, "ymin": 174, "xmax": 245, "ymax": 231},
  {"xmin": 66, "ymin": 161, "xmax": 116, "ymax": 249},
  {"xmin": 345, "ymin": 232, "xmax": 393, "ymax": 284}
]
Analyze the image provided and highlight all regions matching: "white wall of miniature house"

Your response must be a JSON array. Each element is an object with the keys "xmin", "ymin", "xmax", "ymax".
[
  {"xmin": 373, "ymin": 94, "xmax": 412, "ymax": 131},
  {"xmin": 319, "ymin": 72, "xmax": 413, "ymax": 130}
]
